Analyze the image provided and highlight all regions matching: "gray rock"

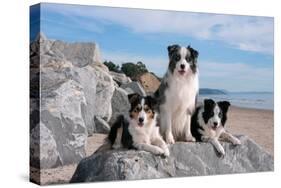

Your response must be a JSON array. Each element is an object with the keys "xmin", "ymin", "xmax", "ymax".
[
  {"xmin": 94, "ymin": 116, "xmax": 110, "ymax": 134},
  {"xmin": 110, "ymin": 87, "xmax": 130, "ymax": 124},
  {"xmin": 40, "ymin": 55, "xmax": 73, "ymax": 91},
  {"xmin": 72, "ymin": 66, "xmax": 97, "ymax": 135},
  {"xmin": 40, "ymin": 80, "xmax": 88, "ymax": 167},
  {"xmin": 70, "ymin": 136, "xmax": 273, "ymax": 183},
  {"xmin": 93, "ymin": 66, "xmax": 115, "ymax": 121},
  {"xmin": 30, "ymin": 33, "xmax": 121, "ymax": 169},
  {"xmin": 30, "ymin": 123, "xmax": 60, "ymax": 169},
  {"xmin": 121, "ymin": 81, "xmax": 146, "ymax": 96},
  {"xmin": 50, "ymin": 40, "xmax": 100, "ymax": 67},
  {"xmin": 109, "ymin": 71, "xmax": 131, "ymax": 85}
]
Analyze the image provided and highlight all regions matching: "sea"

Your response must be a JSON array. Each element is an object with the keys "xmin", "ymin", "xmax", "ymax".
[{"xmin": 198, "ymin": 92, "xmax": 274, "ymax": 110}]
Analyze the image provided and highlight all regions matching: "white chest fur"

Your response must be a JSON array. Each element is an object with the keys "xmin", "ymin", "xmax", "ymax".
[
  {"xmin": 128, "ymin": 120, "xmax": 157, "ymax": 144},
  {"xmin": 164, "ymin": 73, "xmax": 198, "ymax": 115}
]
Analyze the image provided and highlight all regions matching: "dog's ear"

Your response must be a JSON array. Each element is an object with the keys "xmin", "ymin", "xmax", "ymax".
[
  {"xmin": 187, "ymin": 45, "xmax": 199, "ymax": 60},
  {"xmin": 204, "ymin": 99, "xmax": 215, "ymax": 111},
  {"xmin": 146, "ymin": 96, "xmax": 158, "ymax": 109},
  {"xmin": 128, "ymin": 93, "xmax": 140, "ymax": 104},
  {"xmin": 217, "ymin": 101, "xmax": 231, "ymax": 113},
  {"xmin": 167, "ymin": 44, "xmax": 180, "ymax": 56}
]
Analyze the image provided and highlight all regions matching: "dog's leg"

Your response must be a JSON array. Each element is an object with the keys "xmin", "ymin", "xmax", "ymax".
[
  {"xmin": 209, "ymin": 138, "xmax": 225, "ymax": 157},
  {"xmin": 151, "ymin": 136, "xmax": 170, "ymax": 157},
  {"xmin": 112, "ymin": 127, "xmax": 123, "ymax": 149},
  {"xmin": 220, "ymin": 131, "xmax": 241, "ymax": 145},
  {"xmin": 133, "ymin": 143, "xmax": 165, "ymax": 156},
  {"xmin": 184, "ymin": 114, "xmax": 195, "ymax": 142},
  {"xmin": 94, "ymin": 139, "xmax": 112, "ymax": 154},
  {"xmin": 160, "ymin": 109, "xmax": 175, "ymax": 144}
]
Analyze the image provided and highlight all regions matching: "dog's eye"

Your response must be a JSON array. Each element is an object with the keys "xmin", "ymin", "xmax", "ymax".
[
  {"xmin": 134, "ymin": 107, "xmax": 141, "ymax": 112},
  {"xmin": 218, "ymin": 112, "xmax": 222, "ymax": 118},
  {"xmin": 186, "ymin": 56, "xmax": 192, "ymax": 62},
  {"xmin": 210, "ymin": 112, "xmax": 214, "ymax": 116},
  {"xmin": 174, "ymin": 54, "xmax": 181, "ymax": 61},
  {"xmin": 144, "ymin": 108, "xmax": 151, "ymax": 113}
]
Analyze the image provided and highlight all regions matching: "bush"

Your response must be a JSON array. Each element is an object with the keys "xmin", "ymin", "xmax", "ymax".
[
  {"xmin": 104, "ymin": 61, "xmax": 149, "ymax": 80},
  {"xmin": 121, "ymin": 61, "xmax": 148, "ymax": 80},
  {"xmin": 104, "ymin": 61, "xmax": 122, "ymax": 73}
]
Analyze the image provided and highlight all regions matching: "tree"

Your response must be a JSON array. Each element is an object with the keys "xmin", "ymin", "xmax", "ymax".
[
  {"xmin": 121, "ymin": 61, "xmax": 148, "ymax": 80},
  {"xmin": 103, "ymin": 61, "xmax": 121, "ymax": 73}
]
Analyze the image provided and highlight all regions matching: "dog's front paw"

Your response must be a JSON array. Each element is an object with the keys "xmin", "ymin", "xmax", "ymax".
[
  {"xmin": 217, "ymin": 147, "xmax": 226, "ymax": 158},
  {"xmin": 154, "ymin": 147, "xmax": 165, "ymax": 156},
  {"xmin": 166, "ymin": 133, "xmax": 175, "ymax": 145},
  {"xmin": 232, "ymin": 138, "xmax": 241, "ymax": 145},
  {"xmin": 163, "ymin": 147, "xmax": 170, "ymax": 157},
  {"xmin": 185, "ymin": 134, "xmax": 196, "ymax": 142}
]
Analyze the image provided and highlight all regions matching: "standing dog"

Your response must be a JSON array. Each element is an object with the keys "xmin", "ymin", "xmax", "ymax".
[
  {"xmin": 191, "ymin": 99, "xmax": 241, "ymax": 157},
  {"xmin": 155, "ymin": 44, "xmax": 199, "ymax": 144},
  {"xmin": 96, "ymin": 93, "xmax": 169, "ymax": 157}
]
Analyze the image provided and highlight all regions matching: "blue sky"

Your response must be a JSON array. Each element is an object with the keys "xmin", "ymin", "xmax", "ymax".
[{"xmin": 30, "ymin": 3, "xmax": 274, "ymax": 92}]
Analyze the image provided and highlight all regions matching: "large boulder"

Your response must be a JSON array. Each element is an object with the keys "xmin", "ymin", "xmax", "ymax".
[
  {"xmin": 70, "ymin": 136, "xmax": 273, "ymax": 183},
  {"xmin": 30, "ymin": 123, "xmax": 60, "ymax": 169},
  {"xmin": 50, "ymin": 40, "xmax": 101, "ymax": 68},
  {"xmin": 72, "ymin": 66, "xmax": 97, "ymax": 135},
  {"xmin": 110, "ymin": 87, "xmax": 131, "ymax": 124},
  {"xmin": 121, "ymin": 81, "xmax": 146, "ymax": 96},
  {"xmin": 137, "ymin": 72, "xmax": 160, "ymax": 94},
  {"xmin": 94, "ymin": 116, "xmax": 110, "ymax": 134},
  {"xmin": 93, "ymin": 66, "xmax": 115, "ymax": 122},
  {"xmin": 40, "ymin": 80, "xmax": 88, "ymax": 167},
  {"xmin": 109, "ymin": 71, "xmax": 132, "ymax": 86}
]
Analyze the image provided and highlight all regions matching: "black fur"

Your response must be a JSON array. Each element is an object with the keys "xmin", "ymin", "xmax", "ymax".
[
  {"xmin": 202, "ymin": 99, "xmax": 216, "ymax": 124},
  {"xmin": 108, "ymin": 115, "xmax": 135, "ymax": 149},
  {"xmin": 217, "ymin": 101, "xmax": 231, "ymax": 126},
  {"xmin": 108, "ymin": 94, "xmax": 157, "ymax": 150},
  {"xmin": 187, "ymin": 45, "xmax": 199, "ymax": 73},
  {"xmin": 191, "ymin": 99, "xmax": 231, "ymax": 142},
  {"xmin": 191, "ymin": 107, "xmax": 204, "ymax": 141},
  {"xmin": 167, "ymin": 44, "xmax": 181, "ymax": 74}
]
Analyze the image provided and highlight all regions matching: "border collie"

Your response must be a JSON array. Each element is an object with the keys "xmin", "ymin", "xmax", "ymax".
[
  {"xmin": 154, "ymin": 44, "xmax": 199, "ymax": 144},
  {"xmin": 96, "ymin": 93, "xmax": 169, "ymax": 157},
  {"xmin": 191, "ymin": 99, "xmax": 241, "ymax": 157}
]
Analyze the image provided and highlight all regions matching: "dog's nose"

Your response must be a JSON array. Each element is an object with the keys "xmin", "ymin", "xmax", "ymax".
[
  {"xmin": 213, "ymin": 122, "xmax": 218, "ymax": 127},
  {"xmin": 139, "ymin": 117, "xmax": 144, "ymax": 123},
  {"xmin": 180, "ymin": 64, "xmax": 185, "ymax": 69}
]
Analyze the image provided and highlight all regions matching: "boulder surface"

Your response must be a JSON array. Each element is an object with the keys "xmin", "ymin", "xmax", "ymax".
[{"xmin": 70, "ymin": 136, "xmax": 273, "ymax": 183}]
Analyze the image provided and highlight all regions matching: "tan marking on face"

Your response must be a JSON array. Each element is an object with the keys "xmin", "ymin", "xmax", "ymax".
[
  {"xmin": 130, "ymin": 104, "xmax": 142, "ymax": 120},
  {"xmin": 143, "ymin": 105, "xmax": 154, "ymax": 124}
]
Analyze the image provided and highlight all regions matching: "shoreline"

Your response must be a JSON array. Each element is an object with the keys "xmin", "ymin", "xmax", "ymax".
[{"xmin": 231, "ymin": 105, "xmax": 273, "ymax": 112}]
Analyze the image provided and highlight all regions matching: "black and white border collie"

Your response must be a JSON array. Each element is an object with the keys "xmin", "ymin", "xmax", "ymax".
[
  {"xmin": 96, "ymin": 93, "xmax": 169, "ymax": 157},
  {"xmin": 155, "ymin": 44, "xmax": 199, "ymax": 144},
  {"xmin": 191, "ymin": 99, "xmax": 241, "ymax": 157}
]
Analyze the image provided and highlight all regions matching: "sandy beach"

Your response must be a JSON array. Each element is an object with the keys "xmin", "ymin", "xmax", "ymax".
[
  {"xmin": 227, "ymin": 106, "xmax": 274, "ymax": 156},
  {"xmin": 33, "ymin": 106, "xmax": 274, "ymax": 185}
]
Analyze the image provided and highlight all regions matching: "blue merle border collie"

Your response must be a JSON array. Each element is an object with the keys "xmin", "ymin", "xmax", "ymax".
[
  {"xmin": 191, "ymin": 99, "xmax": 241, "ymax": 157},
  {"xmin": 154, "ymin": 44, "xmax": 199, "ymax": 144},
  {"xmin": 96, "ymin": 93, "xmax": 169, "ymax": 157}
]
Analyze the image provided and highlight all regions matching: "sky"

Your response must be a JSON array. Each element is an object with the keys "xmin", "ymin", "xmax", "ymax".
[{"xmin": 30, "ymin": 3, "xmax": 274, "ymax": 92}]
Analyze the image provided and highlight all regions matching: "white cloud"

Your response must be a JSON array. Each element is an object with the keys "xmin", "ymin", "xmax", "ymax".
[{"xmin": 44, "ymin": 3, "xmax": 274, "ymax": 54}]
